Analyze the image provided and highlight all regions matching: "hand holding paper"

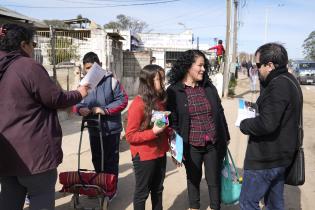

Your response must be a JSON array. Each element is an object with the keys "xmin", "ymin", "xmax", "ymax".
[
  {"xmin": 77, "ymin": 84, "xmax": 90, "ymax": 98},
  {"xmin": 235, "ymin": 99, "xmax": 257, "ymax": 127},
  {"xmin": 80, "ymin": 63, "xmax": 106, "ymax": 90}
]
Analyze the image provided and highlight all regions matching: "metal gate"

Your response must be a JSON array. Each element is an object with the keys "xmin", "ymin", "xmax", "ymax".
[
  {"xmin": 34, "ymin": 29, "xmax": 90, "ymax": 66},
  {"xmin": 33, "ymin": 29, "xmax": 90, "ymax": 90}
]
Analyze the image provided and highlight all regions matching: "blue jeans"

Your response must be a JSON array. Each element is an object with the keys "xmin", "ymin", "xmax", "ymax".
[{"xmin": 240, "ymin": 167, "xmax": 286, "ymax": 210}]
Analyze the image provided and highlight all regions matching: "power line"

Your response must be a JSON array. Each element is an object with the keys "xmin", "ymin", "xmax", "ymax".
[
  {"xmin": 56, "ymin": 0, "xmax": 167, "ymax": 4},
  {"xmin": 2, "ymin": 0, "xmax": 181, "ymax": 8},
  {"xmin": 149, "ymin": 4, "xmax": 223, "ymax": 28}
]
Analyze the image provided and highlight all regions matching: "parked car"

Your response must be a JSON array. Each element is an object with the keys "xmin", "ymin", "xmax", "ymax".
[{"xmin": 291, "ymin": 60, "xmax": 315, "ymax": 85}]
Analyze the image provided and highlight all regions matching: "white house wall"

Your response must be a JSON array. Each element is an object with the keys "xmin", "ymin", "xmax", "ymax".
[
  {"xmin": 89, "ymin": 29, "xmax": 107, "ymax": 65},
  {"xmin": 120, "ymin": 30, "xmax": 131, "ymax": 51},
  {"xmin": 152, "ymin": 51, "xmax": 165, "ymax": 68},
  {"xmin": 138, "ymin": 31, "xmax": 193, "ymax": 50}
]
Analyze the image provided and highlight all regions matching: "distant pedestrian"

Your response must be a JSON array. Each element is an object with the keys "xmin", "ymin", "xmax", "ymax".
[
  {"xmin": 0, "ymin": 23, "xmax": 89, "ymax": 210},
  {"xmin": 246, "ymin": 60, "xmax": 253, "ymax": 77},
  {"xmin": 249, "ymin": 64, "xmax": 258, "ymax": 92},
  {"xmin": 126, "ymin": 64, "xmax": 170, "ymax": 210},
  {"xmin": 235, "ymin": 58, "xmax": 240, "ymax": 79},
  {"xmin": 241, "ymin": 60, "xmax": 248, "ymax": 75},
  {"xmin": 239, "ymin": 43, "xmax": 303, "ymax": 210}
]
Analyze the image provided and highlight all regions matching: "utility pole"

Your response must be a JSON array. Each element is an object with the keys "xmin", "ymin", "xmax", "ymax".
[
  {"xmin": 264, "ymin": 7, "xmax": 270, "ymax": 43},
  {"xmin": 232, "ymin": 0, "xmax": 238, "ymax": 64},
  {"xmin": 223, "ymin": 0, "xmax": 232, "ymax": 97}
]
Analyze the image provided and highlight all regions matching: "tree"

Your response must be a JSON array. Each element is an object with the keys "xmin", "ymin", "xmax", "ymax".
[
  {"xmin": 303, "ymin": 31, "xmax": 315, "ymax": 61},
  {"xmin": 48, "ymin": 37, "xmax": 79, "ymax": 64},
  {"xmin": 104, "ymin": 14, "xmax": 148, "ymax": 34}
]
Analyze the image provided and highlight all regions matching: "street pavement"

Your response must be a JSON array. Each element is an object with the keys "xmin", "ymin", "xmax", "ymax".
[{"xmin": 23, "ymin": 73, "xmax": 315, "ymax": 210}]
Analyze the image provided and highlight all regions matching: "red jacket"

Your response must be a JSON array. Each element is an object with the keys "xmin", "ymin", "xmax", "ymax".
[
  {"xmin": 125, "ymin": 96, "xmax": 169, "ymax": 161},
  {"xmin": 209, "ymin": 44, "xmax": 225, "ymax": 56}
]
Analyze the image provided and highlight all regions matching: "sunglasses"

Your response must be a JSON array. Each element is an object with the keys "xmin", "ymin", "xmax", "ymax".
[{"xmin": 256, "ymin": 63, "xmax": 263, "ymax": 69}]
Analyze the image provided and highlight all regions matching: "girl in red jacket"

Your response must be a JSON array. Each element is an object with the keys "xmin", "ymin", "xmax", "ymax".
[{"xmin": 126, "ymin": 64, "xmax": 170, "ymax": 210}]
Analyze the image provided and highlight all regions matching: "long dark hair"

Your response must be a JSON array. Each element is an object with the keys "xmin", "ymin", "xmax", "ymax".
[
  {"xmin": 167, "ymin": 49, "xmax": 211, "ymax": 86},
  {"xmin": 0, "ymin": 24, "xmax": 34, "ymax": 52},
  {"xmin": 138, "ymin": 64, "xmax": 166, "ymax": 129}
]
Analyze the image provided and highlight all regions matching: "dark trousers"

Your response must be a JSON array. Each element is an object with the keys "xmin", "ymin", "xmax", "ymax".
[
  {"xmin": 240, "ymin": 167, "xmax": 286, "ymax": 210},
  {"xmin": 0, "ymin": 169, "xmax": 57, "ymax": 210},
  {"xmin": 132, "ymin": 155, "xmax": 166, "ymax": 210},
  {"xmin": 184, "ymin": 143, "xmax": 221, "ymax": 210},
  {"xmin": 89, "ymin": 133, "xmax": 120, "ymax": 175}
]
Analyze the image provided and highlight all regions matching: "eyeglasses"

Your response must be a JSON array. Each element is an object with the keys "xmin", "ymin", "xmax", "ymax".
[{"xmin": 29, "ymin": 41, "xmax": 37, "ymax": 48}]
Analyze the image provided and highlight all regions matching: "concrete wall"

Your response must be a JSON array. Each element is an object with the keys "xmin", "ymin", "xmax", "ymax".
[
  {"xmin": 84, "ymin": 29, "xmax": 106, "ymax": 63},
  {"xmin": 120, "ymin": 30, "xmax": 131, "ymax": 51},
  {"xmin": 136, "ymin": 30, "xmax": 194, "ymax": 70},
  {"xmin": 152, "ymin": 50, "xmax": 165, "ymax": 68},
  {"xmin": 122, "ymin": 51, "xmax": 151, "ymax": 96},
  {"xmin": 112, "ymin": 47, "xmax": 124, "ymax": 81},
  {"xmin": 36, "ymin": 29, "xmax": 123, "ymax": 78},
  {"xmin": 35, "ymin": 28, "xmax": 124, "ymax": 120}
]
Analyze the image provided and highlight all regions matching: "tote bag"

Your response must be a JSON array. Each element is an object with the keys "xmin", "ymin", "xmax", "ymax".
[
  {"xmin": 221, "ymin": 148, "xmax": 242, "ymax": 205},
  {"xmin": 285, "ymin": 147, "xmax": 305, "ymax": 186}
]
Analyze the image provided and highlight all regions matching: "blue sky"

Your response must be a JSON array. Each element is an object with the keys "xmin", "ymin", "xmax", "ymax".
[{"xmin": 1, "ymin": 0, "xmax": 314, "ymax": 59}]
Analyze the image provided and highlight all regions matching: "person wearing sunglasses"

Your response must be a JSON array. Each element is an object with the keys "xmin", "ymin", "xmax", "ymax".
[
  {"xmin": 238, "ymin": 43, "xmax": 303, "ymax": 210},
  {"xmin": 0, "ymin": 24, "xmax": 89, "ymax": 209}
]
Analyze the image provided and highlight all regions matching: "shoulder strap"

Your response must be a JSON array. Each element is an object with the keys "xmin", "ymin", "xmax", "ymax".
[
  {"xmin": 111, "ymin": 77, "xmax": 118, "ymax": 92},
  {"xmin": 281, "ymin": 75, "xmax": 303, "ymax": 147}
]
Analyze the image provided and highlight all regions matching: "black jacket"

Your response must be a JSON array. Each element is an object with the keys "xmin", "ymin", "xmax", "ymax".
[
  {"xmin": 166, "ymin": 81, "xmax": 230, "ymax": 159},
  {"xmin": 240, "ymin": 68, "xmax": 302, "ymax": 170}
]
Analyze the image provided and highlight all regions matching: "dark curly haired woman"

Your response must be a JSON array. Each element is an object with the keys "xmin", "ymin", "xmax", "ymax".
[{"xmin": 166, "ymin": 50, "xmax": 230, "ymax": 210}]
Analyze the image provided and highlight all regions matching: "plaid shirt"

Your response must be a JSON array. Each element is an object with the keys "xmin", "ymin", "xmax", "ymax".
[{"xmin": 185, "ymin": 85, "xmax": 217, "ymax": 146}]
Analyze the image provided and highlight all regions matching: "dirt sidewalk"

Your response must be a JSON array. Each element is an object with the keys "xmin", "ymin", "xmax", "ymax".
[{"xmin": 24, "ymin": 73, "xmax": 313, "ymax": 210}]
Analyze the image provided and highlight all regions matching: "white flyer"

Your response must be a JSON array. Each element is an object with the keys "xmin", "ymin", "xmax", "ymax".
[
  {"xmin": 79, "ymin": 62, "xmax": 106, "ymax": 89},
  {"xmin": 235, "ymin": 99, "xmax": 256, "ymax": 127}
]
